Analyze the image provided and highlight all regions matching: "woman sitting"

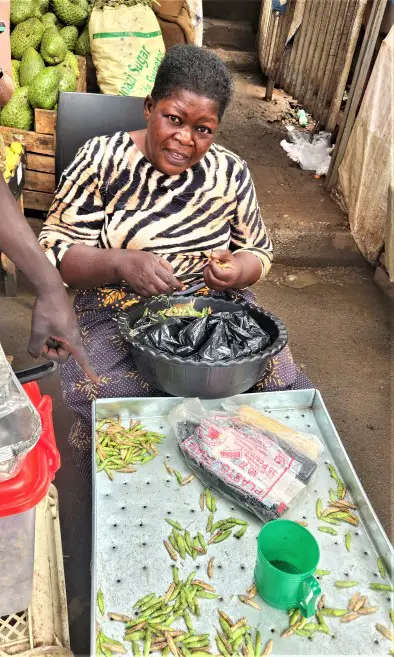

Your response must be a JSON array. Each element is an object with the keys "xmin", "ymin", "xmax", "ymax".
[{"xmin": 39, "ymin": 45, "xmax": 311, "ymax": 480}]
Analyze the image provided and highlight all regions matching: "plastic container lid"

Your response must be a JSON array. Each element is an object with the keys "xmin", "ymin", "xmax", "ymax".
[{"xmin": 0, "ymin": 384, "xmax": 60, "ymax": 518}]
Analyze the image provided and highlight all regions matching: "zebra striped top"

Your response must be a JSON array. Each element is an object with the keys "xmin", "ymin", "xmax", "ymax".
[{"xmin": 39, "ymin": 131, "xmax": 273, "ymax": 282}]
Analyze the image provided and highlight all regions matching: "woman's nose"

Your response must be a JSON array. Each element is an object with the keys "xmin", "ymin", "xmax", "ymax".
[{"xmin": 174, "ymin": 127, "xmax": 193, "ymax": 145}]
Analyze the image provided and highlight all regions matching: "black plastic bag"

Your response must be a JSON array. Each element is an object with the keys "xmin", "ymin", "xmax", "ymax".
[{"xmin": 133, "ymin": 310, "xmax": 271, "ymax": 362}]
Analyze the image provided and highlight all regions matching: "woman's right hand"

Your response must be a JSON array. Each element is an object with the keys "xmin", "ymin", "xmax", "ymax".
[{"xmin": 116, "ymin": 250, "xmax": 184, "ymax": 297}]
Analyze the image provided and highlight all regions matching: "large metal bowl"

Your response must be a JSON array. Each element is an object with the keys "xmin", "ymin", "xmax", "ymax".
[{"xmin": 117, "ymin": 296, "xmax": 288, "ymax": 399}]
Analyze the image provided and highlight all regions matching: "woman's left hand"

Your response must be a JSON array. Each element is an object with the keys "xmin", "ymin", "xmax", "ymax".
[
  {"xmin": 204, "ymin": 249, "xmax": 263, "ymax": 290},
  {"xmin": 203, "ymin": 250, "xmax": 242, "ymax": 290}
]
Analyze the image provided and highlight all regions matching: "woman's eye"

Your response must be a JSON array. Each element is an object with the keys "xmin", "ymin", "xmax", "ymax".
[
  {"xmin": 168, "ymin": 115, "xmax": 181, "ymax": 124},
  {"xmin": 197, "ymin": 126, "xmax": 212, "ymax": 134}
]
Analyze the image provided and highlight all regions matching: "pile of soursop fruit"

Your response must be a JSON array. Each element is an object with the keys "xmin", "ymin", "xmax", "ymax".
[{"xmin": 1, "ymin": 0, "xmax": 93, "ymax": 131}]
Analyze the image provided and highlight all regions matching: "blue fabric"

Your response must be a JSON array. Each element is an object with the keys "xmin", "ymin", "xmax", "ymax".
[{"xmin": 272, "ymin": 0, "xmax": 287, "ymax": 14}]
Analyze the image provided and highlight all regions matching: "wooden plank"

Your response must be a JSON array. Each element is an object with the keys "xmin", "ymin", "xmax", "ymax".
[
  {"xmin": 26, "ymin": 153, "xmax": 55, "ymax": 174},
  {"xmin": 326, "ymin": 0, "xmax": 387, "ymax": 189},
  {"xmin": 386, "ymin": 183, "xmax": 394, "ymax": 282},
  {"xmin": 77, "ymin": 55, "xmax": 87, "ymax": 93},
  {"xmin": 34, "ymin": 109, "xmax": 56, "ymax": 135},
  {"xmin": 25, "ymin": 169, "xmax": 56, "ymax": 194},
  {"xmin": 0, "ymin": 126, "xmax": 55, "ymax": 155},
  {"xmin": 23, "ymin": 190, "xmax": 53, "ymax": 212},
  {"xmin": 264, "ymin": 0, "xmax": 297, "ymax": 101}
]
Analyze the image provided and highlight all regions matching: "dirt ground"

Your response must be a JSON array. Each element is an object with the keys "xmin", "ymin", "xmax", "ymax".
[
  {"xmin": 218, "ymin": 70, "xmax": 347, "ymax": 234},
  {"xmin": 0, "ymin": 71, "xmax": 391, "ymax": 655}
]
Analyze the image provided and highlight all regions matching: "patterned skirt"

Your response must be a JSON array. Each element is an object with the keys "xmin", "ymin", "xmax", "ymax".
[{"xmin": 61, "ymin": 286, "xmax": 313, "ymax": 481}]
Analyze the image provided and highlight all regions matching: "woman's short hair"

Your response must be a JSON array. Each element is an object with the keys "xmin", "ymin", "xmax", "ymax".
[{"xmin": 151, "ymin": 45, "xmax": 233, "ymax": 120}]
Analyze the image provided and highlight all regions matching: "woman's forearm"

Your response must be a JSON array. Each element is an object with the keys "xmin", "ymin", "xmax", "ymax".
[
  {"xmin": 61, "ymin": 244, "xmax": 183, "ymax": 296},
  {"xmin": 0, "ymin": 176, "xmax": 62, "ymax": 293},
  {"xmin": 0, "ymin": 71, "xmax": 14, "ymax": 106},
  {"xmin": 0, "ymin": 0, "xmax": 12, "ymax": 78},
  {"xmin": 60, "ymin": 244, "xmax": 121, "ymax": 289}
]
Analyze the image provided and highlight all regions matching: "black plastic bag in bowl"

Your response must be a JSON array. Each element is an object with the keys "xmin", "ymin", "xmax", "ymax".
[{"xmin": 133, "ymin": 310, "xmax": 271, "ymax": 362}]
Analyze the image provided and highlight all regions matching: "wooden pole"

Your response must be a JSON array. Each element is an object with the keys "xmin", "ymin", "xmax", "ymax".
[
  {"xmin": 325, "ymin": 0, "xmax": 367, "ymax": 131},
  {"xmin": 264, "ymin": 0, "xmax": 297, "ymax": 101}
]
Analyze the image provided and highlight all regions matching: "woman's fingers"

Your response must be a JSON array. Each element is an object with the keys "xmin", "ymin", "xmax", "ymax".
[
  {"xmin": 158, "ymin": 257, "xmax": 174, "ymax": 272},
  {"xmin": 137, "ymin": 276, "xmax": 174, "ymax": 297},
  {"xmin": 210, "ymin": 249, "xmax": 233, "ymax": 262},
  {"xmin": 154, "ymin": 263, "xmax": 183, "ymax": 291},
  {"xmin": 149, "ymin": 276, "xmax": 174, "ymax": 296},
  {"xmin": 208, "ymin": 260, "xmax": 236, "ymax": 281},
  {"xmin": 204, "ymin": 267, "xmax": 231, "ymax": 290}
]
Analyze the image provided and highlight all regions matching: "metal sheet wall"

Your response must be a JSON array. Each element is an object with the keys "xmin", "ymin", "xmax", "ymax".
[{"xmin": 258, "ymin": 0, "xmax": 367, "ymax": 131}]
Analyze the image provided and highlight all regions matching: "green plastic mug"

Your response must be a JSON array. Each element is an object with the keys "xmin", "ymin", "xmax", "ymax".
[{"xmin": 254, "ymin": 519, "xmax": 321, "ymax": 617}]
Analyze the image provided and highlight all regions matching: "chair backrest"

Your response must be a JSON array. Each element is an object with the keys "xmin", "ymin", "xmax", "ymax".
[{"xmin": 55, "ymin": 92, "xmax": 146, "ymax": 184}]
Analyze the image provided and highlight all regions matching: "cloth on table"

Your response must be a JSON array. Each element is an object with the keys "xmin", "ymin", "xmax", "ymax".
[{"xmin": 61, "ymin": 286, "xmax": 313, "ymax": 483}]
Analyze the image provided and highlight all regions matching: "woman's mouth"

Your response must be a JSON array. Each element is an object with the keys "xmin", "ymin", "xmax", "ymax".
[{"xmin": 163, "ymin": 149, "xmax": 189, "ymax": 166}]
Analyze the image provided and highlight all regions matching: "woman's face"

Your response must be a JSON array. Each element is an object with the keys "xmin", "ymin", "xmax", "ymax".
[{"xmin": 143, "ymin": 89, "xmax": 219, "ymax": 175}]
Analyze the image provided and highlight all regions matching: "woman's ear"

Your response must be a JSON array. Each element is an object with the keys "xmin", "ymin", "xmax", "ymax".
[{"xmin": 144, "ymin": 95, "xmax": 154, "ymax": 121}]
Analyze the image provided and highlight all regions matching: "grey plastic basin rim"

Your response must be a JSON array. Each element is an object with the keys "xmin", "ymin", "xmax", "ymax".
[{"xmin": 117, "ymin": 298, "xmax": 288, "ymax": 369}]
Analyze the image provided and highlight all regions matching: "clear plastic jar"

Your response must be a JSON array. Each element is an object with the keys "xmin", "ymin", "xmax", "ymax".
[
  {"xmin": 0, "ymin": 346, "xmax": 41, "ymax": 481},
  {"xmin": 0, "ymin": 508, "xmax": 35, "ymax": 616}
]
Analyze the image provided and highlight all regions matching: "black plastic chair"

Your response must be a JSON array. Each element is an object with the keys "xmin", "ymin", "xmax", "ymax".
[{"xmin": 55, "ymin": 91, "xmax": 146, "ymax": 184}]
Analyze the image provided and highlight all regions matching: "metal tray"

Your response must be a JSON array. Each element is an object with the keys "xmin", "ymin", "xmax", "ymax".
[{"xmin": 92, "ymin": 390, "xmax": 393, "ymax": 656}]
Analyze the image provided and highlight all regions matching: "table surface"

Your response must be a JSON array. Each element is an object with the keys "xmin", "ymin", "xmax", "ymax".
[{"xmin": 92, "ymin": 390, "xmax": 393, "ymax": 656}]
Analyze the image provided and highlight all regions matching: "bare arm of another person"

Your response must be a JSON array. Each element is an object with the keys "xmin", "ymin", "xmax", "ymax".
[
  {"xmin": 204, "ymin": 160, "xmax": 273, "ymax": 290},
  {"xmin": 0, "ymin": 69, "xmax": 14, "ymax": 106},
  {"xmin": 0, "ymin": 0, "xmax": 12, "ymax": 78},
  {"xmin": 39, "ymin": 136, "xmax": 183, "ymax": 296},
  {"xmin": 0, "ymin": 176, "xmax": 96, "ymax": 378}
]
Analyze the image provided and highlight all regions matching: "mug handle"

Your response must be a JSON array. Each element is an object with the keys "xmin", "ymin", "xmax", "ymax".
[{"xmin": 299, "ymin": 576, "xmax": 321, "ymax": 618}]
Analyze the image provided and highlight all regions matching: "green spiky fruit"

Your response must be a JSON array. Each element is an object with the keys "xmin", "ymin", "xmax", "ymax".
[
  {"xmin": 1, "ymin": 87, "xmax": 33, "ymax": 130},
  {"xmin": 19, "ymin": 47, "xmax": 45, "ymax": 86},
  {"xmin": 11, "ymin": 60, "xmax": 21, "ymax": 89},
  {"xmin": 10, "ymin": 18, "xmax": 44, "ymax": 60},
  {"xmin": 40, "ymin": 26, "xmax": 68, "ymax": 64},
  {"xmin": 59, "ymin": 25, "xmax": 79, "ymax": 50},
  {"xmin": 41, "ymin": 11, "xmax": 58, "ymax": 28},
  {"xmin": 37, "ymin": 0, "xmax": 50, "ymax": 13},
  {"xmin": 10, "ymin": 0, "xmax": 38, "ymax": 24},
  {"xmin": 57, "ymin": 64, "xmax": 77, "ymax": 92},
  {"xmin": 61, "ymin": 50, "xmax": 80, "ymax": 78},
  {"xmin": 28, "ymin": 66, "xmax": 60, "ymax": 109},
  {"xmin": 50, "ymin": 0, "xmax": 88, "ymax": 27},
  {"xmin": 75, "ymin": 25, "xmax": 90, "ymax": 56},
  {"xmin": 73, "ymin": 0, "xmax": 89, "ymax": 10}
]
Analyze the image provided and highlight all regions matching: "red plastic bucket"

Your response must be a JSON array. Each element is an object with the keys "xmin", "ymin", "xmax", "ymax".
[{"xmin": 0, "ymin": 382, "xmax": 60, "ymax": 616}]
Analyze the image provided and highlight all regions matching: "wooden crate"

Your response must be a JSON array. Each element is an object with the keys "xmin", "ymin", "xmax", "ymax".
[{"xmin": 0, "ymin": 56, "xmax": 86, "ymax": 213}]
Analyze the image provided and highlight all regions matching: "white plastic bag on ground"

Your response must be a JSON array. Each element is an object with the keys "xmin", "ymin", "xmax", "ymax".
[
  {"xmin": 90, "ymin": 4, "xmax": 165, "ymax": 96},
  {"xmin": 280, "ymin": 126, "xmax": 333, "ymax": 175}
]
